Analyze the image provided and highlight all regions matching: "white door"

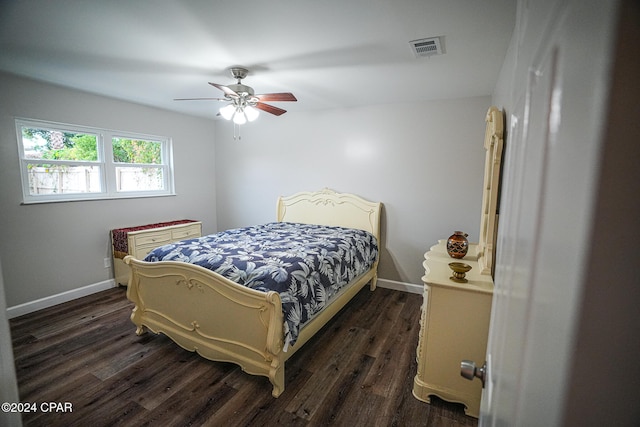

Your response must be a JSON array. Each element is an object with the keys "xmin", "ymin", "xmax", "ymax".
[{"xmin": 479, "ymin": 1, "xmax": 619, "ymax": 426}]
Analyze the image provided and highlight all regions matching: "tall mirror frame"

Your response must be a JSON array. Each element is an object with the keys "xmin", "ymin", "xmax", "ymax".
[{"xmin": 478, "ymin": 106, "xmax": 504, "ymax": 277}]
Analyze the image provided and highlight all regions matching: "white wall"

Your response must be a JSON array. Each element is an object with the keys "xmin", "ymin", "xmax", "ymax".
[
  {"xmin": 0, "ymin": 72, "xmax": 217, "ymax": 308},
  {"xmin": 214, "ymin": 97, "xmax": 491, "ymax": 285},
  {"xmin": 0, "ymin": 70, "xmax": 492, "ymax": 306}
]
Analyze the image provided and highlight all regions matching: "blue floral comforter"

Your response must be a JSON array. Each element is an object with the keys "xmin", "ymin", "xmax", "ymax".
[{"xmin": 144, "ymin": 222, "xmax": 378, "ymax": 348}]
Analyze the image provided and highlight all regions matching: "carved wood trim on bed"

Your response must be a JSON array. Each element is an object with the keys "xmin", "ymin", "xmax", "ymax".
[
  {"xmin": 276, "ymin": 188, "xmax": 381, "ymax": 240},
  {"xmin": 124, "ymin": 188, "xmax": 381, "ymax": 397}
]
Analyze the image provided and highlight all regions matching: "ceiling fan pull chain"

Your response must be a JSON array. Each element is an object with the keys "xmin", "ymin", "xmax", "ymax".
[{"xmin": 233, "ymin": 123, "xmax": 242, "ymax": 140}]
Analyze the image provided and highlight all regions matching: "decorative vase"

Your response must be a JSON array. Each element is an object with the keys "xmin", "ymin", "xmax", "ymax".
[{"xmin": 447, "ymin": 231, "xmax": 469, "ymax": 259}]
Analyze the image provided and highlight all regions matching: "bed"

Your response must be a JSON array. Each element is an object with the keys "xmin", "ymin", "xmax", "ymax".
[{"xmin": 123, "ymin": 188, "xmax": 381, "ymax": 397}]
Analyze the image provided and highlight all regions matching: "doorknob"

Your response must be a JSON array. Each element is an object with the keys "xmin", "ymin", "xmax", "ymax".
[{"xmin": 460, "ymin": 360, "xmax": 487, "ymax": 388}]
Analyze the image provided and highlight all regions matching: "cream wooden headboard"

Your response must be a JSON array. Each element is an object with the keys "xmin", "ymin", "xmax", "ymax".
[
  {"xmin": 478, "ymin": 106, "xmax": 504, "ymax": 276},
  {"xmin": 276, "ymin": 188, "xmax": 382, "ymax": 242}
]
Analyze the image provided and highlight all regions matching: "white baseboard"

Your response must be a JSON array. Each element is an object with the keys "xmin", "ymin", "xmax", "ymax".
[
  {"xmin": 6, "ymin": 279, "xmax": 117, "ymax": 319},
  {"xmin": 377, "ymin": 278, "xmax": 423, "ymax": 294},
  {"xmin": 6, "ymin": 277, "xmax": 419, "ymax": 319}
]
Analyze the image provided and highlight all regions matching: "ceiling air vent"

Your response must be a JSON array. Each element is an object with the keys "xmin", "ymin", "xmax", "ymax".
[{"xmin": 410, "ymin": 37, "xmax": 443, "ymax": 58}]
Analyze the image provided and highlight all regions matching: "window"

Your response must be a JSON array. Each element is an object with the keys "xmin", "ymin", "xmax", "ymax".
[{"xmin": 16, "ymin": 119, "xmax": 174, "ymax": 203}]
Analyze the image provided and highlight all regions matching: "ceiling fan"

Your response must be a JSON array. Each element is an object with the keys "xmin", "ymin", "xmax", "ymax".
[{"xmin": 175, "ymin": 67, "xmax": 297, "ymax": 124}]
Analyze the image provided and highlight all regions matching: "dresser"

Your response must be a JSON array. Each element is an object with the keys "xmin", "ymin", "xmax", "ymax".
[
  {"xmin": 112, "ymin": 220, "xmax": 202, "ymax": 286},
  {"xmin": 412, "ymin": 240, "xmax": 493, "ymax": 418},
  {"xmin": 411, "ymin": 106, "xmax": 503, "ymax": 417}
]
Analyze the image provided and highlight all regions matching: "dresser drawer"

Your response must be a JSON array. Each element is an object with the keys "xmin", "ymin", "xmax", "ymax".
[
  {"xmin": 171, "ymin": 224, "xmax": 201, "ymax": 240},
  {"xmin": 134, "ymin": 243, "xmax": 169, "ymax": 259},
  {"xmin": 132, "ymin": 230, "xmax": 172, "ymax": 246}
]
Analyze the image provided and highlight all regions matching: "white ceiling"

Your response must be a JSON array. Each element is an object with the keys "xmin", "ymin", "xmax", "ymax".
[{"xmin": 0, "ymin": 1, "xmax": 516, "ymax": 120}]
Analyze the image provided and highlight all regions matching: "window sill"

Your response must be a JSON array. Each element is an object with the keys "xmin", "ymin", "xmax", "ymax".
[{"xmin": 20, "ymin": 192, "xmax": 177, "ymax": 205}]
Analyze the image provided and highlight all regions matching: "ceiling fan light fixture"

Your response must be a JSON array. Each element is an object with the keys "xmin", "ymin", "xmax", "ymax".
[
  {"xmin": 233, "ymin": 109, "xmax": 247, "ymax": 125},
  {"xmin": 219, "ymin": 104, "xmax": 235, "ymax": 120},
  {"xmin": 244, "ymin": 105, "xmax": 259, "ymax": 122}
]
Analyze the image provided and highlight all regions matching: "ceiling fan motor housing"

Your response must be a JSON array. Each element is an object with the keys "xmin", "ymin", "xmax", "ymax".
[{"xmin": 228, "ymin": 83, "xmax": 255, "ymax": 97}]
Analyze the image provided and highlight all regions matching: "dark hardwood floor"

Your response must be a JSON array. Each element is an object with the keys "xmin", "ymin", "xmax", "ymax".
[{"xmin": 10, "ymin": 285, "xmax": 478, "ymax": 426}]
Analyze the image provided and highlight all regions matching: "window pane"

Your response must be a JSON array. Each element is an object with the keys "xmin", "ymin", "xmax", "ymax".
[
  {"xmin": 112, "ymin": 138, "xmax": 162, "ymax": 164},
  {"xmin": 17, "ymin": 119, "xmax": 174, "ymax": 203},
  {"xmin": 115, "ymin": 166, "xmax": 164, "ymax": 192},
  {"xmin": 21, "ymin": 127, "xmax": 98, "ymax": 161},
  {"xmin": 27, "ymin": 164, "xmax": 102, "ymax": 195}
]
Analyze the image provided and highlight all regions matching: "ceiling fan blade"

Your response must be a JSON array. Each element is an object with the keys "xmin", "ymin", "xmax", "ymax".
[
  {"xmin": 256, "ymin": 92, "xmax": 297, "ymax": 102},
  {"xmin": 255, "ymin": 102, "xmax": 287, "ymax": 116},
  {"xmin": 174, "ymin": 97, "xmax": 227, "ymax": 101},
  {"xmin": 209, "ymin": 82, "xmax": 239, "ymax": 98}
]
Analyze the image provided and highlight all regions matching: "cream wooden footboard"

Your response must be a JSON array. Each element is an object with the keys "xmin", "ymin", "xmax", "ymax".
[{"xmin": 124, "ymin": 188, "xmax": 381, "ymax": 397}]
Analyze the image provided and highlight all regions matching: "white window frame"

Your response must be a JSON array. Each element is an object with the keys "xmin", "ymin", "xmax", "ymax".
[{"xmin": 16, "ymin": 118, "xmax": 175, "ymax": 204}]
